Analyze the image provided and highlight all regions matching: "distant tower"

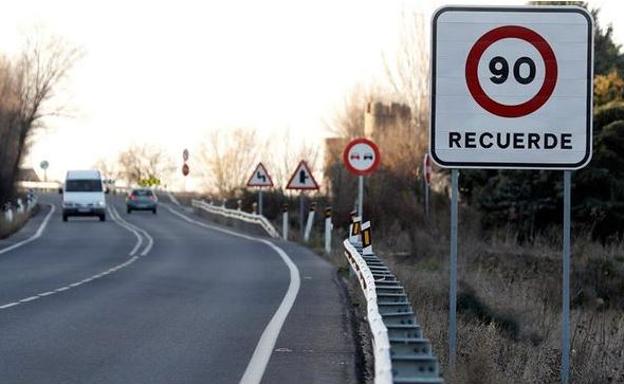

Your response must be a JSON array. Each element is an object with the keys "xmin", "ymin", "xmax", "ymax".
[{"xmin": 364, "ymin": 101, "xmax": 411, "ymax": 140}]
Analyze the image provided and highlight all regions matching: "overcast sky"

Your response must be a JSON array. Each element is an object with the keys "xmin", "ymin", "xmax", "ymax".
[{"xmin": 0, "ymin": 0, "xmax": 621, "ymax": 187}]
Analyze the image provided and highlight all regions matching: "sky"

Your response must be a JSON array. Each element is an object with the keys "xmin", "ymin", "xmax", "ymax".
[{"xmin": 0, "ymin": 0, "xmax": 622, "ymax": 188}]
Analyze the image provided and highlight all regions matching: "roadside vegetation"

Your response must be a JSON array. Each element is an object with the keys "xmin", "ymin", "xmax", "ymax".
[
  {"xmin": 0, "ymin": 28, "xmax": 83, "ymax": 204},
  {"xmin": 0, "ymin": 203, "xmax": 39, "ymax": 239},
  {"xmin": 178, "ymin": 3, "xmax": 624, "ymax": 383}
]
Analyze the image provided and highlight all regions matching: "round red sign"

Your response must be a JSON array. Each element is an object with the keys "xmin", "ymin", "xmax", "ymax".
[
  {"xmin": 182, "ymin": 163, "xmax": 189, "ymax": 176},
  {"xmin": 343, "ymin": 138, "xmax": 381, "ymax": 176},
  {"xmin": 465, "ymin": 25, "xmax": 558, "ymax": 118}
]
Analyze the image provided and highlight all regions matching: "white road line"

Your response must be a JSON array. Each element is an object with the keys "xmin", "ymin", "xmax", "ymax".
[
  {"xmin": 162, "ymin": 203, "xmax": 301, "ymax": 384},
  {"xmin": 0, "ymin": 202, "xmax": 155, "ymax": 311},
  {"xmin": 107, "ymin": 207, "xmax": 142, "ymax": 256},
  {"xmin": 0, "ymin": 204, "xmax": 56, "ymax": 255},
  {"xmin": 20, "ymin": 296, "xmax": 39, "ymax": 303},
  {"xmin": 109, "ymin": 206, "xmax": 154, "ymax": 256},
  {"xmin": 166, "ymin": 191, "xmax": 182, "ymax": 207}
]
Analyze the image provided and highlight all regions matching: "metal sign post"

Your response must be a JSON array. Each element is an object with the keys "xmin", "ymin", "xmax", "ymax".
[
  {"xmin": 423, "ymin": 154, "xmax": 432, "ymax": 219},
  {"xmin": 258, "ymin": 189, "xmax": 263, "ymax": 216},
  {"xmin": 449, "ymin": 169, "xmax": 459, "ymax": 370},
  {"xmin": 300, "ymin": 192, "xmax": 305, "ymax": 238},
  {"xmin": 40, "ymin": 160, "xmax": 49, "ymax": 183},
  {"xmin": 357, "ymin": 175, "xmax": 364, "ymax": 218},
  {"xmin": 562, "ymin": 170, "xmax": 572, "ymax": 383}
]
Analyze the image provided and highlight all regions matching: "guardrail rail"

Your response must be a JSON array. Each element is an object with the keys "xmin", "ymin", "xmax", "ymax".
[
  {"xmin": 344, "ymin": 219, "xmax": 443, "ymax": 384},
  {"xmin": 191, "ymin": 199, "xmax": 280, "ymax": 239}
]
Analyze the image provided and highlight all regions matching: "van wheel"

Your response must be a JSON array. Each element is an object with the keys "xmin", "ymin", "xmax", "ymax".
[
  {"xmin": 99, "ymin": 214, "xmax": 106, "ymax": 222},
  {"xmin": 62, "ymin": 214, "xmax": 68, "ymax": 222}
]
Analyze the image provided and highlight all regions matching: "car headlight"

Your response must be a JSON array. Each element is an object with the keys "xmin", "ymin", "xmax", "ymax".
[
  {"xmin": 97, "ymin": 201, "xmax": 105, "ymax": 207},
  {"xmin": 63, "ymin": 202, "xmax": 74, "ymax": 208}
]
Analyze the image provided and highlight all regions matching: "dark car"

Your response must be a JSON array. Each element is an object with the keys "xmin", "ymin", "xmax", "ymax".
[{"xmin": 126, "ymin": 189, "xmax": 157, "ymax": 214}]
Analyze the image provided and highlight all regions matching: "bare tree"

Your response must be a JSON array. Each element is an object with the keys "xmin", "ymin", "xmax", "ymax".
[
  {"xmin": 198, "ymin": 128, "xmax": 260, "ymax": 196},
  {"xmin": 383, "ymin": 10, "xmax": 429, "ymax": 158},
  {"xmin": 117, "ymin": 145, "xmax": 175, "ymax": 187},
  {"xmin": 93, "ymin": 157, "xmax": 120, "ymax": 181},
  {"xmin": 266, "ymin": 131, "xmax": 320, "ymax": 192},
  {"xmin": 327, "ymin": 84, "xmax": 380, "ymax": 138},
  {"xmin": 0, "ymin": 28, "xmax": 83, "ymax": 202}
]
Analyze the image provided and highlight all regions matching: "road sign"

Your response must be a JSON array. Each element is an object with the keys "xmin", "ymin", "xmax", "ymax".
[
  {"xmin": 286, "ymin": 160, "xmax": 319, "ymax": 190},
  {"xmin": 182, "ymin": 163, "xmax": 189, "ymax": 176},
  {"xmin": 246, "ymin": 162, "xmax": 274, "ymax": 187},
  {"xmin": 342, "ymin": 138, "xmax": 381, "ymax": 176},
  {"xmin": 423, "ymin": 154, "xmax": 432, "ymax": 185},
  {"xmin": 182, "ymin": 149, "xmax": 189, "ymax": 161},
  {"xmin": 431, "ymin": 6, "xmax": 593, "ymax": 169},
  {"xmin": 40, "ymin": 160, "xmax": 49, "ymax": 170}
]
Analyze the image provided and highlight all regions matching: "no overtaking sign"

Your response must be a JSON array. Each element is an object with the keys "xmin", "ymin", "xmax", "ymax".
[{"xmin": 430, "ymin": 6, "xmax": 593, "ymax": 169}]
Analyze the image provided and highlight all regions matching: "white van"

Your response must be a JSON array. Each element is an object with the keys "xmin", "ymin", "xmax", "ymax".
[{"xmin": 61, "ymin": 170, "xmax": 107, "ymax": 222}]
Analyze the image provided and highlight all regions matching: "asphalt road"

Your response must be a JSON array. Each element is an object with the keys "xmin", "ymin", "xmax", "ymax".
[{"xmin": 0, "ymin": 193, "xmax": 357, "ymax": 384}]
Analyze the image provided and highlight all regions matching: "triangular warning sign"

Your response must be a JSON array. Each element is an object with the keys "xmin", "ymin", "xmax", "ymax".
[
  {"xmin": 286, "ymin": 160, "xmax": 319, "ymax": 190},
  {"xmin": 247, "ymin": 162, "xmax": 274, "ymax": 187}
]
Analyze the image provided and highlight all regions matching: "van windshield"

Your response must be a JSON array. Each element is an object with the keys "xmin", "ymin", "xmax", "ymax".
[{"xmin": 65, "ymin": 179, "xmax": 103, "ymax": 192}]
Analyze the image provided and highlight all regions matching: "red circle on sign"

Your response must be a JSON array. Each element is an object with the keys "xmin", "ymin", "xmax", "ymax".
[
  {"xmin": 182, "ymin": 163, "xmax": 189, "ymax": 176},
  {"xmin": 465, "ymin": 25, "xmax": 558, "ymax": 118},
  {"xmin": 343, "ymin": 138, "xmax": 381, "ymax": 176}
]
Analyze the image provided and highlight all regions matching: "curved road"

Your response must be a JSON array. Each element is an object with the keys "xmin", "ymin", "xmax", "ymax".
[{"xmin": 0, "ymin": 194, "xmax": 356, "ymax": 384}]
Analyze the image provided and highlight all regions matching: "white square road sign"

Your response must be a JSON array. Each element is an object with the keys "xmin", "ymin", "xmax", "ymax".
[{"xmin": 430, "ymin": 6, "xmax": 593, "ymax": 169}]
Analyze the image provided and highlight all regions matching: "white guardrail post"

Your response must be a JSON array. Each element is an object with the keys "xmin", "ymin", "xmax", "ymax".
[
  {"xmin": 324, "ymin": 206, "xmax": 332, "ymax": 255},
  {"xmin": 282, "ymin": 203, "xmax": 289, "ymax": 240},
  {"xmin": 3, "ymin": 203, "xmax": 13, "ymax": 224},
  {"xmin": 191, "ymin": 199, "xmax": 280, "ymax": 239},
  {"xmin": 303, "ymin": 202, "xmax": 316, "ymax": 242},
  {"xmin": 343, "ymin": 215, "xmax": 443, "ymax": 384}
]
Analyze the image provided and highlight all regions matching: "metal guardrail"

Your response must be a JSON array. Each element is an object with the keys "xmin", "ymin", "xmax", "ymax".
[
  {"xmin": 16, "ymin": 181, "xmax": 60, "ymax": 190},
  {"xmin": 191, "ymin": 199, "xmax": 280, "ymax": 239},
  {"xmin": 344, "ymin": 225, "xmax": 443, "ymax": 384}
]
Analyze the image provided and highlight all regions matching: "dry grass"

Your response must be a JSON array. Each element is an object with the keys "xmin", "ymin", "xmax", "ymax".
[
  {"xmin": 0, "ymin": 207, "xmax": 37, "ymax": 239},
  {"xmin": 378, "ymin": 222, "xmax": 624, "ymax": 384}
]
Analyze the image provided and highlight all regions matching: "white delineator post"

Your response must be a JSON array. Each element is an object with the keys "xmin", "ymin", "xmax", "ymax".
[
  {"xmin": 3, "ymin": 204, "xmax": 13, "ymax": 223},
  {"xmin": 303, "ymin": 202, "xmax": 316, "ymax": 242},
  {"xmin": 349, "ymin": 214, "xmax": 362, "ymax": 246},
  {"xmin": 324, "ymin": 207, "xmax": 333, "ymax": 255},
  {"xmin": 347, "ymin": 212, "xmax": 361, "ymax": 278},
  {"xmin": 361, "ymin": 221, "xmax": 373, "ymax": 256},
  {"xmin": 282, "ymin": 203, "xmax": 289, "ymax": 240}
]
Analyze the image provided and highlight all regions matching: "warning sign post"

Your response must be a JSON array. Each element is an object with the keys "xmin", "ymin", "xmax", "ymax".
[
  {"xmin": 286, "ymin": 160, "xmax": 319, "ymax": 238},
  {"xmin": 430, "ymin": 7, "xmax": 593, "ymax": 382},
  {"xmin": 247, "ymin": 163, "xmax": 274, "ymax": 216}
]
